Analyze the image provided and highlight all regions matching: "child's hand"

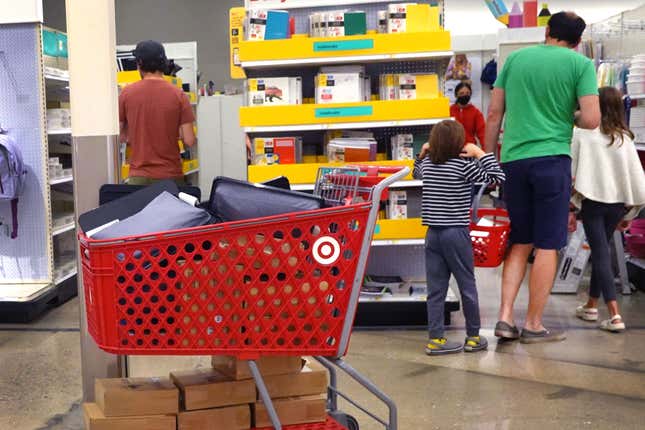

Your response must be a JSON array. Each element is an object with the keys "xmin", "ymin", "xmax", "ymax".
[
  {"xmin": 461, "ymin": 143, "xmax": 486, "ymax": 159},
  {"xmin": 419, "ymin": 143, "xmax": 431, "ymax": 159},
  {"xmin": 618, "ymin": 220, "xmax": 632, "ymax": 232}
]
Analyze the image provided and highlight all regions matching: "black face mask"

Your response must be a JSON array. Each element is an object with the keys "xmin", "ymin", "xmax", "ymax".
[{"xmin": 457, "ymin": 95, "xmax": 471, "ymax": 105}]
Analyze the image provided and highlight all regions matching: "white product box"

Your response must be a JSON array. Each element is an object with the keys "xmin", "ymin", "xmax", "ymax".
[
  {"xmin": 327, "ymin": 10, "xmax": 345, "ymax": 37},
  {"xmin": 388, "ymin": 190, "xmax": 408, "ymax": 220},
  {"xmin": 391, "ymin": 134, "xmax": 414, "ymax": 160},
  {"xmin": 363, "ymin": 76, "xmax": 371, "ymax": 101},
  {"xmin": 316, "ymin": 73, "xmax": 364, "ymax": 104},
  {"xmin": 378, "ymin": 10, "xmax": 388, "ymax": 33},
  {"xmin": 387, "ymin": 3, "xmax": 414, "ymax": 34},
  {"xmin": 380, "ymin": 74, "xmax": 398, "ymax": 101},
  {"xmin": 552, "ymin": 222, "xmax": 591, "ymax": 294},
  {"xmin": 398, "ymin": 74, "xmax": 417, "ymax": 100},
  {"xmin": 248, "ymin": 9, "xmax": 268, "ymax": 41},
  {"xmin": 247, "ymin": 77, "xmax": 302, "ymax": 106}
]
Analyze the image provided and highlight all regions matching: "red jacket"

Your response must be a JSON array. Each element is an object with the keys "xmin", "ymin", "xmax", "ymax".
[{"xmin": 450, "ymin": 103, "xmax": 486, "ymax": 146}]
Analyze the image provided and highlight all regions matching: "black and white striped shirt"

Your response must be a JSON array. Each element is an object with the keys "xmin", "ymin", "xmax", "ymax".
[{"xmin": 413, "ymin": 154, "xmax": 505, "ymax": 227}]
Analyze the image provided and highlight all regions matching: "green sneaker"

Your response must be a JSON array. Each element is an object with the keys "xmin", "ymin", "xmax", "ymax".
[
  {"xmin": 464, "ymin": 335, "xmax": 488, "ymax": 352},
  {"xmin": 425, "ymin": 338, "xmax": 463, "ymax": 356}
]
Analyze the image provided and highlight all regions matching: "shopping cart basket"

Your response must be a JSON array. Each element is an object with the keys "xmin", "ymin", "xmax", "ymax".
[
  {"xmin": 470, "ymin": 184, "xmax": 511, "ymax": 268},
  {"xmin": 79, "ymin": 166, "xmax": 409, "ymax": 430}
]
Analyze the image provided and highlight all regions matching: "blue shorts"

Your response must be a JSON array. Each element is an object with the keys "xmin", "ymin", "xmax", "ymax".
[{"xmin": 502, "ymin": 156, "xmax": 572, "ymax": 250}]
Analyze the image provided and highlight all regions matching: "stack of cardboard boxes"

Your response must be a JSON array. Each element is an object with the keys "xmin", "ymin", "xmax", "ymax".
[
  {"xmin": 84, "ymin": 378, "xmax": 179, "ymax": 430},
  {"xmin": 84, "ymin": 356, "xmax": 328, "ymax": 430}
]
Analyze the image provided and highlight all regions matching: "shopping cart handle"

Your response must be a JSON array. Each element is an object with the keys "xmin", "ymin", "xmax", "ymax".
[{"xmin": 348, "ymin": 165, "xmax": 407, "ymax": 175}]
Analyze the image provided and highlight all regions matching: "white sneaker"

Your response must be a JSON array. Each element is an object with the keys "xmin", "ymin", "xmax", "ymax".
[
  {"xmin": 600, "ymin": 315, "xmax": 626, "ymax": 332},
  {"xmin": 576, "ymin": 305, "xmax": 598, "ymax": 321}
]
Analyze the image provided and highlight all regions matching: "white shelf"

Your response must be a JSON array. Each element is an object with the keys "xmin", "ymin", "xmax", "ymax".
[
  {"xmin": 55, "ymin": 268, "xmax": 77, "ymax": 285},
  {"xmin": 291, "ymin": 180, "xmax": 422, "ymax": 192},
  {"xmin": 49, "ymin": 175, "xmax": 73, "ymax": 185},
  {"xmin": 184, "ymin": 168, "xmax": 200, "ymax": 175},
  {"xmin": 48, "ymin": 128, "xmax": 72, "ymax": 135},
  {"xmin": 242, "ymin": 51, "xmax": 454, "ymax": 69},
  {"xmin": 244, "ymin": 117, "xmax": 452, "ymax": 133},
  {"xmin": 246, "ymin": 0, "xmax": 392, "ymax": 10},
  {"xmin": 371, "ymin": 239, "xmax": 425, "ymax": 247},
  {"xmin": 0, "ymin": 283, "xmax": 53, "ymax": 303},
  {"xmin": 629, "ymin": 94, "xmax": 645, "ymax": 100},
  {"xmin": 52, "ymin": 222, "xmax": 75, "ymax": 237}
]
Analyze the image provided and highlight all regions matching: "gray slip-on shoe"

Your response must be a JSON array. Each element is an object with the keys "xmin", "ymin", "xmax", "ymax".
[
  {"xmin": 520, "ymin": 328, "xmax": 566, "ymax": 344},
  {"xmin": 495, "ymin": 321, "xmax": 520, "ymax": 339},
  {"xmin": 425, "ymin": 338, "xmax": 464, "ymax": 356}
]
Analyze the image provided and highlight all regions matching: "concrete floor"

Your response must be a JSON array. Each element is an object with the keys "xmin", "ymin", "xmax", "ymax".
[{"xmin": 1, "ymin": 269, "xmax": 644, "ymax": 430}]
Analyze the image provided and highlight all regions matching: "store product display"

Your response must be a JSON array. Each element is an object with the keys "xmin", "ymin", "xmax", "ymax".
[
  {"xmin": 316, "ymin": 71, "xmax": 365, "ymax": 104},
  {"xmin": 537, "ymin": 3, "xmax": 551, "ymax": 26},
  {"xmin": 246, "ymin": 77, "xmax": 302, "ymax": 106},
  {"xmin": 247, "ymin": 9, "xmax": 290, "ymax": 41},
  {"xmin": 379, "ymin": 73, "xmax": 439, "ymax": 100},
  {"xmin": 386, "ymin": 3, "xmax": 440, "ymax": 33},
  {"xmin": 46, "ymin": 108, "xmax": 71, "ymax": 130},
  {"xmin": 0, "ymin": 133, "xmax": 27, "ymax": 239},
  {"xmin": 309, "ymin": 10, "xmax": 367, "ymax": 37},
  {"xmin": 251, "ymin": 136, "xmax": 303, "ymax": 165},
  {"xmin": 388, "ymin": 190, "xmax": 408, "ymax": 220}
]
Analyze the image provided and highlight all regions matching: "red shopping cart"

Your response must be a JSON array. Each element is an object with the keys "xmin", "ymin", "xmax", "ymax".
[
  {"xmin": 79, "ymin": 166, "xmax": 409, "ymax": 430},
  {"xmin": 470, "ymin": 184, "xmax": 511, "ymax": 268}
]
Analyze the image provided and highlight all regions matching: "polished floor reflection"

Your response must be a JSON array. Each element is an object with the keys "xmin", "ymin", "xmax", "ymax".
[{"xmin": 1, "ymin": 268, "xmax": 644, "ymax": 429}]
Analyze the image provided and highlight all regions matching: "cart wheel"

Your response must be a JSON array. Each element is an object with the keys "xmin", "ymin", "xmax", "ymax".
[{"xmin": 345, "ymin": 414, "xmax": 359, "ymax": 430}]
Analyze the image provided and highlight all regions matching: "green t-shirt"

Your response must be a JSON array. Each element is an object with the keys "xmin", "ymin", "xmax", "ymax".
[{"xmin": 495, "ymin": 44, "xmax": 598, "ymax": 163}]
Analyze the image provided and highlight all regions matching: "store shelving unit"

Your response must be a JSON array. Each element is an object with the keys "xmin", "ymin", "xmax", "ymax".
[
  {"xmin": 234, "ymin": 0, "xmax": 460, "ymax": 326},
  {"xmin": 0, "ymin": 25, "xmax": 77, "ymax": 322}
]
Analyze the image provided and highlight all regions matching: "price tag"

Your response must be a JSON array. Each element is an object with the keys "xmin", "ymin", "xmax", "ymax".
[{"xmin": 315, "ymin": 106, "xmax": 373, "ymax": 118}]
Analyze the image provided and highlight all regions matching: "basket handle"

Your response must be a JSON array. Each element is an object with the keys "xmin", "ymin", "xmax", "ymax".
[
  {"xmin": 348, "ymin": 165, "xmax": 407, "ymax": 175},
  {"xmin": 471, "ymin": 183, "xmax": 488, "ymax": 225}
]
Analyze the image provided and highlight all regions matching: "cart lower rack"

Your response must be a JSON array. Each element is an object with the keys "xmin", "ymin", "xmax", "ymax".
[{"xmin": 79, "ymin": 166, "xmax": 408, "ymax": 430}]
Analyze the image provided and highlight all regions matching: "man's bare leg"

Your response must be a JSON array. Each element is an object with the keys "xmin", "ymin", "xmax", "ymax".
[
  {"xmin": 498, "ymin": 244, "xmax": 533, "ymax": 326},
  {"xmin": 525, "ymin": 249, "xmax": 558, "ymax": 332}
]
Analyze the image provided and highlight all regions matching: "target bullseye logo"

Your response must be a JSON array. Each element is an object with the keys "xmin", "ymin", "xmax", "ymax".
[{"xmin": 313, "ymin": 236, "xmax": 341, "ymax": 265}]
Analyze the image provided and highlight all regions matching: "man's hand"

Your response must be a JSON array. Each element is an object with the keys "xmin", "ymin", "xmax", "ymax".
[
  {"xmin": 618, "ymin": 220, "xmax": 632, "ymax": 232},
  {"xmin": 461, "ymin": 143, "xmax": 486, "ymax": 159},
  {"xmin": 419, "ymin": 142, "xmax": 431, "ymax": 159}
]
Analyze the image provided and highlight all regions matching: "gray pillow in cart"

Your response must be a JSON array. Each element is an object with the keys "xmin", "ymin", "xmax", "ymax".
[{"xmin": 91, "ymin": 191, "xmax": 212, "ymax": 240}]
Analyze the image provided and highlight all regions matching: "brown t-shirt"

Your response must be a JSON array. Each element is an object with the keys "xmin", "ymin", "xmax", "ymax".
[{"xmin": 119, "ymin": 79, "xmax": 195, "ymax": 179}]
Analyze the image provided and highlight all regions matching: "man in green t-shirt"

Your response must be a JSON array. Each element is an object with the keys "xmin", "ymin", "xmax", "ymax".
[{"xmin": 484, "ymin": 12, "xmax": 600, "ymax": 344}]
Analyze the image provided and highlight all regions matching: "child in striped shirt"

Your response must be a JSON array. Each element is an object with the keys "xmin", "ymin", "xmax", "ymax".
[{"xmin": 413, "ymin": 120, "xmax": 505, "ymax": 355}]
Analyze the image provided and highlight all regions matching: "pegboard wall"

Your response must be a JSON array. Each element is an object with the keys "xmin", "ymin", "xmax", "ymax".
[{"xmin": 0, "ymin": 24, "xmax": 51, "ymax": 283}]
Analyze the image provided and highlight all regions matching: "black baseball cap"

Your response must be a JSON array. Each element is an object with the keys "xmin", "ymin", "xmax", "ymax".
[{"xmin": 132, "ymin": 40, "xmax": 167, "ymax": 63}]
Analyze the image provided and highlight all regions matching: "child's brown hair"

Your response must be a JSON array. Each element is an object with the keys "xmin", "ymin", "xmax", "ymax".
[{"xmin": 428, "ymin": 120, "xmax": 466, "ymax": 164}]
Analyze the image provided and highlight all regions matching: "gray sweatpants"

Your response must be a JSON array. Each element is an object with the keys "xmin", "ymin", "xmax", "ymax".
[{"xmin": 425, "ymin": 227, "xmax": 481, "ymax": 338}]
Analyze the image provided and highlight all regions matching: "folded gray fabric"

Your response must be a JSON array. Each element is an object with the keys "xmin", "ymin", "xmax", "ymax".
[{"xmin": 92, "ymin": 191, "xmax": 212, "ymax": 240}]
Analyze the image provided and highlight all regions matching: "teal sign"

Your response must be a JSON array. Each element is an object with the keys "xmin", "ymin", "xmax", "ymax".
[
  {"xmin": 374, "ymin": 225, "xmax": 381, "ymax": 235},
  {"xmin": 313, "ymin": 39, "xmax": 374, "ymax": 52},
  {"xmin": 315, "ymin": 106, "xmax": 373, "ymax": 118}
]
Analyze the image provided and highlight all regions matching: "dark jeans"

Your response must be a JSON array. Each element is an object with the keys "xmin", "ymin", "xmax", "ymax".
[
  {"xmin": 425, "ymin": 227, "xmax": 481, "ymax": 338},
  {"xmin": 580, "ymin": 199, "xmax": 626, "ymax": 303}
]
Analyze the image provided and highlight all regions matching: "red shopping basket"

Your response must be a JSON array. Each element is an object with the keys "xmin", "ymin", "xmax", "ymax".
[
  {"xmin": 79, "ymin": 167, "xmax": 410, "ymax": 358},
  {"xmin": 470, "ymin": 185, "xmax": 511, "ymax": 268}
]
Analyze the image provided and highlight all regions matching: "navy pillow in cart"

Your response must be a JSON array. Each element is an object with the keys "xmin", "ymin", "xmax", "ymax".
[
  {"xmin": 207, "ymin": 177, "xmax": 325, "ymax": 223},
  {"xmin": 90, "ymin": 191, "xmax": 212, "ymax": 240}
]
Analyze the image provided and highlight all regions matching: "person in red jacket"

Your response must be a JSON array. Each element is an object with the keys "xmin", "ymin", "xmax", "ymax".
[{"xmin": 450, "ymin": 82, "xmax": 486, "ymax": 147}]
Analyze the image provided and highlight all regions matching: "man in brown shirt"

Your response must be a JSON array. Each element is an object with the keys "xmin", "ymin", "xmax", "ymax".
[{"xmin": 119, "ymin": 40, "xmax": 195, "ymax": 184}]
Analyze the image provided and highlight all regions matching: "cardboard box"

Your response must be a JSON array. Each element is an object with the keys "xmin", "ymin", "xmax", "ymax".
[
  {"xmin": 178, "ymin": 405, "xmax": 250, "ymax": 430},
  {"xmin": 211, "ymin": 355, "xmax": 303, "ymax": 380},
  {"xmin": 265, "ymin": 10, "xmax": 290, "ymax": 40},
  {"xmin": 378, "ymin": 10, "xmax": 388, "ymax": 33},
  {"xmin": 345, "ymin": 11, "xmax": 367, "ymax": 36},
  {"xmin": 170, "ymin": 368, "xmax": 256, "ymax": 411},
  {"xmin": 388, "ymin": 3, "xmax": 415, "ymax": 33},
  {"xmin": 262, "ymin": 362, "xmax": 328, "ymax": 399},
  {"xmin": 252, "ymin": 137, "xmax": 303, "ymax": 165},
  {"xmin": 94, "ymin": 378, "xmax": 179, "ymax": 417},
  {"xmin": 254, "ymin": 395, "xmax": 327, "ymax": 427},
  {"xmin": 327, "ymin": 10, "xmax": 345, "ymax": 37},
  {"xmin": 83, "ymin": 403, "xmax": 176, "ymax": 430}
]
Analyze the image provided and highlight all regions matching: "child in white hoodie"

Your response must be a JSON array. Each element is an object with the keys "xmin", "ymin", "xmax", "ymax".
[{"xmin": 571, "ymin": 86, "xmax": 645, "ymax": 332}]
